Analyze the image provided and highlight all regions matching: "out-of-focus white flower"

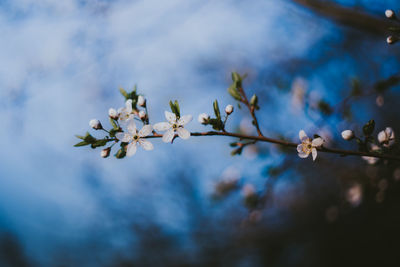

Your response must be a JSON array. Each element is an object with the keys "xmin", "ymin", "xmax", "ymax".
[
  {"xmin": 101, "ymin": 147, "xmax": 111, "ymax": 158},
  {"xmin": 115, "ymin": 121, "xmax": 153, "ymax": 156},
  {"xmin": 377, "ymin": 127, "xmax": 395, "ymax": 147},
  {"xmin": 118, "ymin": 99, "xmax": 134, "ymax": 123},
  {"xmin": 385, "ymin": 9, "xmax": 395, "ymax": 19},
  {"xmin": 108, "ymin": 108, "xmax": 119, "ymax": 120},
  {"xmin": 376, "ymin": 95, "xmax": 384, "ymax": 107},
  {"xmin": 138, "ymin": 95, "xmax": 146, "ymax": 107},
  {"xmin": 341, "ymin": 130, "xmax": 354, "ymax": 140},
  {"xmin": 225, "ymin": 104, "xmax": 234, "ymax": 115},
  {"xmin": 346, "ymin": 184, "xmax": 362, "ymax": 207},
  {"xmin": 297, "ymin": 130, "xmax": 324, "ymax": 161},
  {"xmin": 138, "ymin": 110, "xmax": 146, "ymax": 120},
  {"xmin": 154, "ymin": 111, "xmax": 192, "ymax": 143},
  {"xmin": 387, "ymin": 36, "xmax": 397, "ymax": 45},
  {"xmin": 362, "ymin": 144, "xmax": 380, "ymax": 165},
  {"xmin": 198, "ymin": 113, "xmax": 210, "ymax": 124},
  {"xmin": 290, "ymin": 77, "xmax": 306, "ymax": 111},
  {"xmin": 241, "ymin": 184, "xmax": 256, "ymax": 198},
  {"xmin": 89, "ymin": 119, "xmax": 102, "ymax": 130}
]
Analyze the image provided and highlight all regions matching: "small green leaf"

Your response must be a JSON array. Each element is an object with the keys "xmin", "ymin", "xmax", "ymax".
[
  {"xmin": 228, "ymin": 85, "xmax": 242, "ymax": 101},
  {"xmin": 109, "ymin": 118, "xmax": 119, "ymax": 130},
  {"xmin": 83, "ymin": 132, "xmax": 96, "ymax": 143},
  {"xmin": 74, "ymin": 141, "xmax": 89, "ymax": 147},
  {"xmin": 174, "ymin": 100, "xmax": 180, "ymax": 117},
  {"xmin": 232, "ymin": 72, "xmax": 241, "ymax": 82},
  {"xmin": 75, "ymin": 135, "xmax": 85, "ymax": 140},
  {"xmin": 362, "ymin": 119, "xmax": 375, "ymax": 136},
  {"xmin": 115, "ymin": 148, "xmax": 126, "ymax": 159},
  {"xmin": 213, "ymin": 100, "xmax": 221, "ymax": 120},
  {"xmin": 91, "ymin": 139, "xmax": 108, "ymax": 149},
  {"xmin": 119, "ymin": 88, "xmax": 129, "ymax": 98},
  {"xmin": 169, "ymin": 100, "xmax": 180, "ymax": 118}
]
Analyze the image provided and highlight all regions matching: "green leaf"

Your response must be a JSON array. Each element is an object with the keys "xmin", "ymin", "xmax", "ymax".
[
  {"xmin": 75, "ymin": 134, "xmax": 85, "ymax": 140},
  {"xmin": 169, "ymin": 100, "xmax": 180, "ymax": 118},
  {"xmin": 91, "ymin": 139, "xmax": 108, "ymax": 149},
  {"xmin": 109, "ymin": 118, "xmax": 119, "ymax": 130},
  {"xmin": 228, "ymin": 85, "xmax": 242, "ymax": 101},
  {"xmin": 115, "ymin": 148, "xmax": 126, "ymax": 159},
  {"xmin": 74, "ymin": 141, "xmax": 89, "ymax": 147},
  {"xmin": 231, "ymin": 72, "xmax": 241, "ymax": 82},
  {"xmin": 119, "ymin": 88, "xmax": 129, "ymax": 98},
  {"xmin": 362, "ymin": 119, "xmax": 375, "ymax": 136},
  {"xmin": 213, "ymin": 100, "xmax": 221, "ymax": 120},
  {"xmin": 83, "ymin": 132, "xmax": 96, "ymax": 143},
  {"xmin": 209, "ymin": 118, "xmax": 224, "ymax": 131},
  {"xmin": 174, "ymin": 100, "xmax": 180, "ymax": 117}
]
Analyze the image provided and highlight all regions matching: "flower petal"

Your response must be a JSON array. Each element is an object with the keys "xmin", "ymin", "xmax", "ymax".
[
  {"xmin": 153, "ymin": 122, "xmax": 171, "ymax": 132},
  {"xmin": 298, "ymin": 151, "xmax": 309, "ymax": 158},
  {"xmin": 312, "ymin": 137, "xmax": 324, "ymax": 147},
  {"xmin": 127, "ymin": 120, "xmax": 137, "ymax": 134},
  {"xmin": 116, "ymin": 132, "xmax": 131, "ymax": 142},
  {"xmin": 312, "ymin": 148, "xmax": 317, "ymax": 161},
  {"xmin": 126, "ymin": 142, "xmax": 137, "ymax": 157},
  {"xmin": 162, "ymin": 128, "xmax": 175, "ymax": 143},
  {"xmin": 165, "ymin": 111, "xmax": 176, "ymax": 123},
  {"xmin": 125, "ymin": 99, "xmax": 133, "ymax": 112},
  {"xmin": 178, "ymin": 114, "xmax": 193, "ymax": 126},
  {"xmin": 139, "ymin": 125, "xmax": 153, "ymax": 137},
  {"xmin": 299, "ymin": 130, "xmax": 307, "ymax": 141},
  {"xmin": 297, "ymin": 144, "xmax": 304, "ymax": 153},
  {"xmin": 177, "ymin": 127, "xmax": 190, "ymax": 140},
  {"xmin": 139, "ymin": 139, "xmax": 154, "ymax": 151}
]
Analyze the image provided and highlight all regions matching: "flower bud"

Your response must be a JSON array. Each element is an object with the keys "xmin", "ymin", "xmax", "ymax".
[
  {"xmin": 101, "ymin": 147, "xmax": 111, "ymax": 158},
  {"xmin": 341, "ymin": 130, "xmax": 354, "ymax": 140},
  {"xmin": 108, "ymin": 108, "xmax": 119, "ymax": 120},
  {"xmin": 198, "ymin": 113, "xmax": 210, "ymax": 124},
  {"xmin": 387, "ymin": 35, "xmax": 398, "ymax": 45},
  {"xmin": 138, "ymin": 95, "xmax": 146, "ymax": 107},
  {"xmin": 385, "ymin": 9, "xmax": 396, "ymax": 19},
  {"xmin": 89, "ymin": 119, "xmax": 102, "ymax": 130},
  {"xmin": 225, "ymin": 104, "xmax": 234, "ymax": 115},
  {"xmin": 138, "ymin": 110, "xmax": 146, "ymax": 120}
]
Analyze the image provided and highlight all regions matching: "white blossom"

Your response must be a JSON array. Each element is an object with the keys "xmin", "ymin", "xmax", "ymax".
[
  {"xmin": 138, "ymin": 95, "xmax": 146, "ymax": 107},
  {"xmin": 225, "ymin": 104, "xmax": 234, "ymax": 115},
  {"xmin": 198, "ymin": 113, "xmax": 210, "ymax": 124},
  {"xmin": 118, "ymin": 99, "xmax": 134, "ymax": 123},
  {"xmin": 377, "ymin": 127, "xmax": 395, "ymax": 147},
  {"xmin": 387, "ymin": 36, "xmax": 396, "ymax": 45},
  {"xmin": 89, "ymin": 119, "xmax": 102, "ymax": 130},
  {"xmin": 297, "ymin": 130, "xmax": 324, "ymax": 161},
  {"xmin": 101, "ymin": 147, "xmax": 111, "ymax": 158},
  {"xmin": 341, "ymin": 130, "xmax": 354, "ymax": 140},
  {"xmin": 154, "ymin": 111, "xmax": 192, "ymax": 143},
  {"xmin": 385, "ymin": 9, "xmax": 395, "ymax": 19},
  {"xmin": 115, "ymin": 121, "xmax": 154, "ymax": 157},
  {"xmin": 139, "ymin": 110, "xmax": 146, "ymax": 120},
  {"xmin": 108, "ymin": 108, "xmax": 119, "ymax": 120}
]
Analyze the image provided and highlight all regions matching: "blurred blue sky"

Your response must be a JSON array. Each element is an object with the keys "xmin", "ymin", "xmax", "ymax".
[{"xmin": 0, "ymin": 0, "xmax": 399, "ymax": 265}]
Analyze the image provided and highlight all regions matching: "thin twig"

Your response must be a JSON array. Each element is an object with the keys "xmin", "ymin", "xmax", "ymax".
[{"xmin": 237, "ymin": 86, "xmax": 263, "ymax": 136}]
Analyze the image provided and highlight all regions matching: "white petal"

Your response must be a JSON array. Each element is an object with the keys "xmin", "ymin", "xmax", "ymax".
[
  {"xmin": 178, "ymin": 114, "xmax": 193, "ymax": 126},
  {"xmin": 153, "ymin": 122, "xmax": 171, "ymax": 132},
  {"xmin": 297, "ymin": 144, "xmax": 303, "ymax": 153},
  {"xmin": 165, "ymin": 111, "xmax": 177, "ymax": 123},
  {"xmin": 162, "ymin": 128, "xmax": 175, "ymax": 143},
  {"xmin": 298, "ymin": 151, "xmax": 309, "ymax": 158},
  {"xmin": 312, "ymin": 137, "xmax": 324, "ymax": 147},
  {"xmin": 377, "ymin": 130, "xmax": 386, "ymax": 143},
  {"xmin": 127, "ymin": 121, "xmax": 137, "ymax": 134},
  {"xmin": 116, "ymin": 132, "xmax": 131, "ymax": 142},
  {"xmin": 126, "ymin": 142, "xmax": 137, "ymax": 157},
  {"xmin": 125, "ymin": 99, "xmax": 133, "ymax": 112},
  {"xmin": 177, "ymin": 127, "xmax": 191, "ymax": 140},
  {"xmin": 139, "ymin": 139, "xmax": 154, "ymax": 151},
  {"xmin": 312, "ymin": 148, "xmax": 317, "ymax": 161},
  {"xmin": 299, "ymin": 130, "xmax": 307, "ymax": 141},
  {"xmin": 139, "ymin": 125, "xmax": 153, "ymax": 137}
]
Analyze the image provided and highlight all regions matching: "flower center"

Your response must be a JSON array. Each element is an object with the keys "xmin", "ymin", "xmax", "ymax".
[
  {"xmin": 172, "ymin": 123, "xmax": 178, "ymax": 129},
  {"xmin": 133, "ymin": 135, "xmax": 139, "ymax": 141}
]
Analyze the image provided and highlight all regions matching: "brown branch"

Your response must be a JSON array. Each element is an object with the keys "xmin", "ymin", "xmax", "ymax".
[
  {"xmin": 291, "ymin": 0, "xmax": 398, "ymax": 35},
  {"xmin": 139, "ymin": 131, "xmax": 400, "ymax": 161},
  {"xmin": 237, "ymin": 86, "xmax": 263, "ymax": 136}
]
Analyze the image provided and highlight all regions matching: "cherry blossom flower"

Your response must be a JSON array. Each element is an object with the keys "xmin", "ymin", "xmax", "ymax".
[
  {"xmin": 118, "ymin": 99, "xmax": 134, "ymax": 123},
  {"xmin": 341, "ymin": 130, "xmax": 354, "ymax": 140},
  {"xmin": 101, "ymin": 147, "xmax": 111, "ymax": 158},
  {"xmin": 138, "ymin": 95, "xmax": 146, "ymax": 107},
  {"xmin": 154, "ymin": 111, "xmax": 192, "ymax": 143},
  {"xmin": 198, "ymin": 113, "xmax": 210, "ymax": 124},
  {"xmin": 297, "ymin": 130, "xmax": 324, "ymax": 161},
  {"xmin": 108, "ymin": 108, "xmax": 119, "ymax": 120},
  {"xmin": 138, "ymin": 110, "xmax": 146, "ymax": 120},
  {"xmin": 225, "ymin": 104, "xmax": 234, "ymax": 115},
  {"xmin": 377, "ymin": 127, "xmax": 395, "ymax": 147},
  {"xmin": 116, "ymin": 121, "xmax": 153, "ymax": 156},
  {"xmin": 89, "ymin": 119, "xmax": 102, "ymax": 130}
]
